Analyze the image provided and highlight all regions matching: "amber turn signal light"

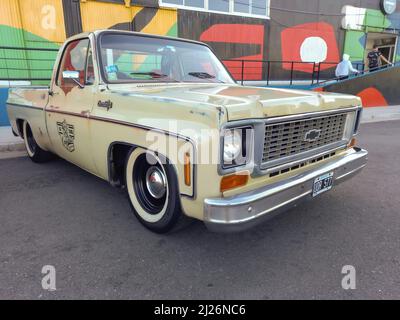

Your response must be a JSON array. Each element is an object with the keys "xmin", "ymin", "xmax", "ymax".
[
  {"xmin": 348, "ymin": 137, "xmax": 357, "ymax": 148},
  {"xmin": 220, "ymin": 173, "xmax": 249, "ymax": 193},
  {"xmin": 184, "ymin": 152, "xmax": 191, "ymax": 186}
]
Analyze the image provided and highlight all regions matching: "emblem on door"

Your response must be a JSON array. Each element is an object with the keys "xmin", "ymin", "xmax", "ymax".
[
  {"xmin": 98, "ymin": 100, "xmax": 113, "ymax": 111},
  {"xmin": 56, "ymin": 120, "xmax": 75, "ymax": 152}
]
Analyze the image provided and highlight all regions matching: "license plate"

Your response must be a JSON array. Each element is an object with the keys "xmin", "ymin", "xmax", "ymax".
[{"xmin": 313, "ymin": 172, "xmax": 334, "ymax": 197}]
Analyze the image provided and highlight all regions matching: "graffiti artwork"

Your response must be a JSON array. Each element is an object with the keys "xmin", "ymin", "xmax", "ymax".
[
  {"xmin": 79, "ymin": 2, "xmax": 177, "ymax": 37},
  {"xmin": 280, "ymin": 22, "xmax": 340, "ymax": 73},
  {"xmin": 356, "ymin": 87, "xmax": 388, "ymax": 107},
  {"xmin": 200, "ymin": 23, "xmax": 265, "ymax": 80},
  {"xmin": 177, "ymin": 10, "xmax": 268, "ymax": 81}
]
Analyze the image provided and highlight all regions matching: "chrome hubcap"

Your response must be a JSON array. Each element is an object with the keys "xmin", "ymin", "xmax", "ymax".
[{"xmin": 145, "ymin": 166, "xmax": 167, "ymax": 199}]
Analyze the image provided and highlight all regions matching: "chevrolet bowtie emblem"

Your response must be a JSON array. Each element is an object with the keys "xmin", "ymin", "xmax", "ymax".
[{"xmin": 304, "ymin": 129, "xmax": 322, "ymax": 142}]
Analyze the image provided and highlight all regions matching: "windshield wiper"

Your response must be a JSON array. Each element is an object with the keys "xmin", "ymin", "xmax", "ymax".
[
  {"xmin": 129, "ymin": 72, "xmax": 180, "ymax": 82},
  {"xmin": 130, "ymin": 72, "xmax": 168, "ymax": 78},
  {"xmin": 187, "ymin": 72, "xmax": 225, "ymax": 83},
  {"xmin": 188, "ymin": 72, "xmax": 216, "ymax": 79}
]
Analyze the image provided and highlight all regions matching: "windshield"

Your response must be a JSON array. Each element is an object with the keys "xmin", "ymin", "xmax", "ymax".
[{"xmin": 99, "ymin": 33, "xmax": 235, "ymax": 84}]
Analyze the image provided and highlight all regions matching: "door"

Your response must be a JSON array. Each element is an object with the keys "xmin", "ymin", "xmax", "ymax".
[
  {"xmin": 378, "ymin": 45, "xmax": 395, "ymax": 65},
  {"xmin": 46, "ymin": 38, "xmax": 97, "ymax": 173}
]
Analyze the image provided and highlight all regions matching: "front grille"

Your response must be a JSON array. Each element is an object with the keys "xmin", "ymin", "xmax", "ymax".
[{"xmin": 262, "ymin": 113, "xmax": 348, "ymax": 164}]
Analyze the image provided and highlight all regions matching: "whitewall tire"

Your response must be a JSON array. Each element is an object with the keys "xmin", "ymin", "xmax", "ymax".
[
  {"xmin": 23, "ymin": 121, "xmax": 52, "ymax": 163},
  {"xmin": 125, "ymin": 148, "xmax": 184, "ymax": 233}
]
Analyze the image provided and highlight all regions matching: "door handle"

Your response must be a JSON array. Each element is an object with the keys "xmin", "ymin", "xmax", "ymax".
[{"xmin": 49, "ymin": 90, "xmax": 59, "ymax": 96}]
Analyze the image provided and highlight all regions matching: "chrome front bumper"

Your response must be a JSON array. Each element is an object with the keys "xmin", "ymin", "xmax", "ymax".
[{"xmin": 204, "ymin": 147, "xmax": 368, "ymax": 232}]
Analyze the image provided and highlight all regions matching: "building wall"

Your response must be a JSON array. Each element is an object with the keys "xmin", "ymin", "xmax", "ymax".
[
  {"xmin": 80, "ymin": 1, "xmax": 177, "ymax": 37},
  {"xmin": 1, "ymin": 0, "xmax": 399, "ymax": 82},
  {"xmin": 0, "ymin": 0, "xmax": 65, "ymax": 84},
  {"xmin": 321, "ymin": 65, "xmax": 400, "ymax": 107},
  {"xmin": 177, "ymin": 10, "xmax": 269, "ymax": 80},
  {"xmin": 269, "ymin": 0, "xmax": 400, "ymax": 79},
  {"xmin": 1, "ymin": 0, "xmax": 399, "ymax": 125},
  {"xmin": 0, "ymin": 87, "xmax": 9, "ymax": 126}
]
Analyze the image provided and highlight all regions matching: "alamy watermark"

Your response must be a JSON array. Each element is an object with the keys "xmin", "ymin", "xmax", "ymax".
[
  {"xmin": 341, "ymin": 265, "xmax": 356, "ymax": 290},
  {"xmin": 41, "ymin": 265, "xmax": 56, "ymax": 291},
  {"xmin": 41, "ymin": 5, "xmax": 56, "ymax": 30}
]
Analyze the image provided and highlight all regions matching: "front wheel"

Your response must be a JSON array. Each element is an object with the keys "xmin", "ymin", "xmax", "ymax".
[
  {"xmin": 23, "ymin": 121, "xmax": 52, "ymax": 163},
  {"xmin": 125, "ymin": 148, "xmax": 184, "ymax": 234}
]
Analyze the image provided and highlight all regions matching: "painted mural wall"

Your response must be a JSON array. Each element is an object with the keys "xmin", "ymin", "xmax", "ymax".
[
  {"xmin": 177, "ymin": 10, "xmax": 269, "ymax": 80},
  {"xmin": 0, "ymin": 0, "xmax": 178, "ymax": 87},
  {"xmin": 0, "ymin": 0, "xmax": 179, "ymax": 126},
  {"xmin": 269, "ymin": 0, "xmax": 400, "ymax": 80},
  {"xmin": 1, "ymin": 0, "xmax": 400, "ymax": 126},
  {"xmin": 1, "ymin": 0, "xmax": 399, "ymax": 84},
  {"xmin": 79, "ymin": 1, "xmax": 177, "ymax": 37},
  {"xmin": 0, "ymin": 0, "xmax": 65, "ymax": 84},
  {"xmin": 0, "ymin": 87, "xmax": 9, "ymax": 126},
  {"xmin": 341, "ymin": 4, "xmax": 400, "ymax": 64}
]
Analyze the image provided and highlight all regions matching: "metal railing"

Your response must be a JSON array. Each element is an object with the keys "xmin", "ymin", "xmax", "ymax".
[
  {"xmin": 222, "ymin": 59, "xmax": 366, "ymax": 86},
  {"xmin": 316, "ymin": 61, "xmax": 399, "ymax": 86},
  {"xmin": 1, "ymin": 46, "xmax": 396, "ymax": 88},
  {"xmin": 0, "ymin": 46, "xmax": 59, "ymax": 84}
]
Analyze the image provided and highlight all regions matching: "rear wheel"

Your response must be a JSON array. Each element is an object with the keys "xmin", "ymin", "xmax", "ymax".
[
  {"xmin": 23, "ymin": 121, "xmax": 52, "ymax": 163},
  {"xmin": 125, "ymin": 148, "xmax": 184, "ymax": 233}
]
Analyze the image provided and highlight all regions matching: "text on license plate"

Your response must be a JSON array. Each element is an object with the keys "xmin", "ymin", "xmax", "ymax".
[{"xmin": 313, "ymin": 172, "xmax": 334, "ymax": 197}]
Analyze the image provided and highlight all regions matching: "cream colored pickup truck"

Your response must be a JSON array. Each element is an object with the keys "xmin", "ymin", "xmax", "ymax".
[{"xmin": 7, "ymin": 30, "xmax": 368, "ymax": 233}]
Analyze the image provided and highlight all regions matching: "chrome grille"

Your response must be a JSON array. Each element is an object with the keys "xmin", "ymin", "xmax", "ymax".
[{"xmin": 263, "ymin": 113, "xmax": 347, "ymax": 164}]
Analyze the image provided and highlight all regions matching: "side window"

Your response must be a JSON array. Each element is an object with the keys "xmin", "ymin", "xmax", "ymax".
[
  {"xmin": 86, "ymin": 47, "xmax": 95, "ymax": 85},
  {"xmin": 57, "ymin": 39, "xmax": 91, "ymax": 87}
]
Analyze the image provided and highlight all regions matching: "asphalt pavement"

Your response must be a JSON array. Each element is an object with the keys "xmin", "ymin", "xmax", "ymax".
[{"xmin": 0, "ymin": 121, "xmax": 399, "ymax": 299}]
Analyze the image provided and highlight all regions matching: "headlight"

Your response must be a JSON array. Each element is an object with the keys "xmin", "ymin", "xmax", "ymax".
[
  {"xmin": 343, "ymin": 110, "xmax": 359, "ymax": 141},
  {"xmin": 223, "ymin": 129, "xmax": 242, "ymax": 163},
  {"xmin": 221, "ymin": 126, "xmax": 254, "ymax": 171}
]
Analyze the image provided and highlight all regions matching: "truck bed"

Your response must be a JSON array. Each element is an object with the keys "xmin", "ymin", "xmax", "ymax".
[
  {"xmin": 6, "ymin": 86, "xmax": 50, "ymax": 150},
  {"xmin": 7, "ymin": 86, "xmax": 50, "ymax": 110}
]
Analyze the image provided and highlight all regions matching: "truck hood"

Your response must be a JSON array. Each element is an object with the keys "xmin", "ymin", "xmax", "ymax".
[{"xmin": 108, "ymin": 83, "xmax": 361, "ymax": 121}]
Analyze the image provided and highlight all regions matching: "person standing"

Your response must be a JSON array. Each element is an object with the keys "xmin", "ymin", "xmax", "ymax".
[
  {"xmin": 335, "ymin": 54, "xmax": 360, "ymax": 80},
  {"xmin": 367, "ymin": 45, "xmax": 392, "ymax": 71}
]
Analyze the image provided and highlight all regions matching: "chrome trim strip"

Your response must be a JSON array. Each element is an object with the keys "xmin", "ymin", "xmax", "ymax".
[
  {"xmin": 6, "ymin": 103, "xmax": 44, "ymax": 111},
  {"xmin": 9, "ymin": 103, "xmax": 198, "ymax": 198}
]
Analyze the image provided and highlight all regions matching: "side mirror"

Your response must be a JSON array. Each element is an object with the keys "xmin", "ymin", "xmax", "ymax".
[
  {"xmin": 62, "ymin": 70, "xmax": 80, "ymax": 80},
  {"xmin": 62, "ymin": 70, "xmax": 84, "ymax": 88}
]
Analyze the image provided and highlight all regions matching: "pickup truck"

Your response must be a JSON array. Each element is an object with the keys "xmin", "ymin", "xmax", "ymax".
[{"xmin": 7, "ymin": 30, "xmax": 368, "ymax": 233}]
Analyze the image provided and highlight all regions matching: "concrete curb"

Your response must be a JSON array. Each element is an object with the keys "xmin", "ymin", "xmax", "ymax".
[
  {"xmin": 0, "ymin": 141, "xmax": 25, "ymax": 152},
  {"xmin": 0, "ymin": 150, "xmax": 27, "ymax": 160},
  {"xmin": 0, "ymin": 126, "xmax": 25, "ymax": 153}
]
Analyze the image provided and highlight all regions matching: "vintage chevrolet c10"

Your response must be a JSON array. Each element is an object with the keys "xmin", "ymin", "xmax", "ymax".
[{"xmin": 6, "ymin": 30, "xmax": 368, "ymax": 233}]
